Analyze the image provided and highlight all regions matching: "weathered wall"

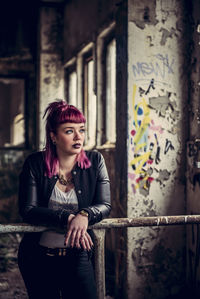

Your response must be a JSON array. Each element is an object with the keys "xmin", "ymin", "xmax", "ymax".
[
  {"xmin": 186, "ymin": 0, "xmax": 200, "ymax": 296},
  {"xmin": 38, "ymin": 3, "xmax": 64, "ymax": 148},
  {"xmin": 63, "ymin": 0, "xmax": 118, "ymax": 62},
  {"xmin": 127, "ymin": 0, "xmax": 190, "ymax": 297}
]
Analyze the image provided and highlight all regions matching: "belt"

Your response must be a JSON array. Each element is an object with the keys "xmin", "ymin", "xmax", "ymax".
[{"xmin": 39, "ymin": 246, "xmax": 79, "ymax": 257}]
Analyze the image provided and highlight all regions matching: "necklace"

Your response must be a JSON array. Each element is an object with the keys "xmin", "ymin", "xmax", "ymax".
[{"xmin": 58, "ymin": 173, "xmax": 73, "ymax": 186}]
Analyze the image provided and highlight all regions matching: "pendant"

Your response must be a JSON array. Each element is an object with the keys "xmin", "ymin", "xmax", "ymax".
[{"xmin": 58, "ymin": 174, "xmax": 72, "ymax": 186}]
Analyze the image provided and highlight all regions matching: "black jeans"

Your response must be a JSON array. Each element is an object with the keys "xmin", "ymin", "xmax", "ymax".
[{"xmin": 18, "ymin": 243, "xmax": 97, "ymax": 299}]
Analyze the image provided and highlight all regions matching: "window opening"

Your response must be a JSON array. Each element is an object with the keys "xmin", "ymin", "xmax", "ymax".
[
  {"xmin": 83, "ymin": 54, "xmax": 96, "ymax": 147},
  {"xmin": 105, "ymin": 38, "xmax": 116, "ymax": 144},
  {"xmin": 65, "ymin": 63, "xmax": 77, "ymax": 106},
  {"xmin": 68, "ymin": 70, "xmax": 77, "ymax": 106},
  {"xmin": 0, "ymin": 78, "xmax": 25, "ymax": 148}
]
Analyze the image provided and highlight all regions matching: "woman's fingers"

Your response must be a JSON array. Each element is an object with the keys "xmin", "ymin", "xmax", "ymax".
[
  {"xmin": 65, "ymin": 214, "xmax": 89, "ymax": 248},
  {"xmin": 65, "ymin": 229, "xmax": 94, "ymax": 250},
  {"xmin": 64, "ymin": 227, "xmax": 73, "ymax": 246},
  {"xmin": 80, "ymin": 233, "xmax": 94, "ymax": 251},
  {"xmin": 74, "ymin": 230, "xmax": 82, "ymax": 248},
  {"xmin": 85, "ymin": 232, "xmax": 94, "ymax": 247},
  {"xmin": 70, "ymin": 228, "xmax": 78, "ymax": 247},
  {"xmin": 80, "ymin": 237, "xmax": 87, "ymax": 250}
]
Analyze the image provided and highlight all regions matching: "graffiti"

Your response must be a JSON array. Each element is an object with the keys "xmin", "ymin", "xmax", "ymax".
[
  {"xmin": 164, "ymin": 139, "xmax": 175, "ymax": 155},
  {"xmin": 145, "ymin": 78, "xmax": 155, "ymax": 95},
  {"xmin": 139, "ymin": 79, "xmax": 155, "ymax": 96},
  {"xmin": 154, "ymin": 133, "xmax": 161, "ymax": 164},
  {"xmin": 130, "ymin": 84, "xmax": 156, "ymax": 194},
  {"xmin": 129, "ymin": 82, "xmax": 175, "ymax": 195},
  {"xmin": 132, "ymin": 54, "xmax": 174, "ymax": 79},
  {"xmin": 150, "ymin": 120, "xmax": 163, "ymax": 134}
]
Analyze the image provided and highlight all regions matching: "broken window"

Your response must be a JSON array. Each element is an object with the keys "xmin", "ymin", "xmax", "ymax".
[{"xmin": 0, "ymin": 78, "xmax": 25, "ymax": 148}]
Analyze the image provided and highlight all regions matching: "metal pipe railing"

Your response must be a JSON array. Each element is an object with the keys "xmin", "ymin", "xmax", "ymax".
[
  {"xmin": 1, "ymin": 215, "xmax": 200, "ymax": 234},
  {"xmin": 1, "ymin": 215, "xmax": 200, "ymax": 299}
]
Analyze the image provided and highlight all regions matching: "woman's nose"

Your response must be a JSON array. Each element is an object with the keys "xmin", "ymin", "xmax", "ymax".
[{"xmin": 74, "ymin": 131, "xmax": 81, "ymax": 140}]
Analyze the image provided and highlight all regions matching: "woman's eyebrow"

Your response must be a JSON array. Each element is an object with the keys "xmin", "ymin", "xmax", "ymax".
[{"xmin": 63, "ymin": 125, "xmax": 85, "ymax": 129}]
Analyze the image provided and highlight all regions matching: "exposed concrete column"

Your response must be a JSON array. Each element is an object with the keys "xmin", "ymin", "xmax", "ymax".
[
  {"xmin": 38, "ymin": 3, "xmax": 64, "ymax": 149},
  {"xmin": 127, "ymin": 0, "xmax": 189, "ymax": 298},
  {"xmin": 186, "ymin": 0, "xmax": 200, "ymax": 296}
]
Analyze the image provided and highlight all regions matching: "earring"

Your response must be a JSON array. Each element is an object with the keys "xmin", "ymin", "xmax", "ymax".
[{"xmin": 52, "ymin": 140, "xmax": 56, "ymax": 145}]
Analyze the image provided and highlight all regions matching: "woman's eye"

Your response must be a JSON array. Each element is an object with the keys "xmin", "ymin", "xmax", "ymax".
[
  {"xmin": 80, "ymin": 129, "xmax": 85, "ymax": 133},
  {"xmin": 65, "ymin": 130, "xmax": 73, "ymax": 134}
]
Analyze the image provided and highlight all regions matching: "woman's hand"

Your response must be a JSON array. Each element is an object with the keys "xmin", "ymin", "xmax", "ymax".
[
  {"xmin": 65, "ymin": 213, "xmax": 93, "ymax": 250},
  {"xmin": 79, "ymin": 232, "xmax": 93, "ymax": 251},
  {"xmin": 67, "ymin": 213, "xmax": 75, "ymax": 224}
]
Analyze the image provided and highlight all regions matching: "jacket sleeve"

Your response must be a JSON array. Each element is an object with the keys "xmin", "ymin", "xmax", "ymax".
[
  {"xmin": 81, "ymin": 153, "xmax": 111, "ymax": 225},
  {"xmin": 18, "ymin": 157, "xmax": 70, "ymax": 228}
]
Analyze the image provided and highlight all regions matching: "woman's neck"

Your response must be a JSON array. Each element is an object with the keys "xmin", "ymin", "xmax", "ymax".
[{"xmin": 57, "ymin": 153, "xmax": 77, "ymax": 174}]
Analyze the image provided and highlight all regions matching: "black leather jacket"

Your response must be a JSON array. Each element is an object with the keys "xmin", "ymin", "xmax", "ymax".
[{"xmin": 19, "ymin": 150, "xmax": 111, "ymax": 230}]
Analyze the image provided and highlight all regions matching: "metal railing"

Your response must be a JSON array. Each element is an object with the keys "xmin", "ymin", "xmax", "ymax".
[{"xmin": 1, "ymin": 214, "xmax": 200, "ymax": 299}]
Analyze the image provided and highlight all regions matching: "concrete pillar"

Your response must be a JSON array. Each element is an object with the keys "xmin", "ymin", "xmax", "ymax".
[
  {"xmin": 127, "ymin": 0, "xmax": 189, "ymax": 297},
  {"xmin": 186, "ymin": 0, "xmax": 200, "ymax": 296},
  {"xmin": 38, "ymin": 3, "xmax": 64, "ymax": 149}
]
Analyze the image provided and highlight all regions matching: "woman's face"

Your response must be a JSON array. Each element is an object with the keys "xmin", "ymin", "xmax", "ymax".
[{"xmin": 51, "ymin": 122, "xmax": 85, "ymax": 156}]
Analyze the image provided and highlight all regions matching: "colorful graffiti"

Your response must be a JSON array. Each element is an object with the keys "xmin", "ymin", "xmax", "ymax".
[
  {"xmin": 130, "ymin": 84, "xmax": 155, "ymax": 194},
  {"xmin": 129, "ymin": 81, "xmax": 175, "ymax": 195}
]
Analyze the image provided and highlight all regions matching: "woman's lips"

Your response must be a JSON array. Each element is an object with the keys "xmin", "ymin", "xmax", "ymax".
[{"xmin": 72, "ymin": 143, "xmax": 81, "ymax": 149}]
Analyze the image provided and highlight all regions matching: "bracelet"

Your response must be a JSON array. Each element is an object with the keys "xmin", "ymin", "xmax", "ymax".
[{"xmin": 79, "ymin": 210, "xmax": 89, "ymax": 217}]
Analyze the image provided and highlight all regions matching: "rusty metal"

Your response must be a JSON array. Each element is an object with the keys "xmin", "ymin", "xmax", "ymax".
[
  {"xmin": 1, "ymin": 215, "xmax": 200, "ymax": 299},
  {"xmin": 1, "ymin": 215, "xmax": 200, "ymax": 234},
  {"xmin": 93, "ymin": 229, "xmax": 106, "ymax": 299},
  {"xmin": 0, "ymin": 223, "xmax": 50, "ymax": 234},
  {"xmin": 90, "ymin": 215, "xmax": 200, "ymax": 229}
]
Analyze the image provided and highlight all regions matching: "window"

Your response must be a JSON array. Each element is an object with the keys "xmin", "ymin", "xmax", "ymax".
[
  {"xmin": 0, "ymin": 78, "xmax": 25, "ymax": 148},
  {"xmin": 83, "ymin": 53, "xmax": 96, "ymax": 147},
  {"xmin": 64, "ymin": 25, "xmax": 116, "ymax": 149},
  {"xmin": 68, "ymin": 71, "xmax": 77, "ymax": 106},
  {"xmin": 64, "ymin": 44, "xmax": 96, "ymax": 148},
  {"xmin": 96, "ymin": 23, "xmax": 116, "ymax": 147},
  {"xmin": 65, "ymin": 64, "xmax": 77, "ymax": 106},
  {"xmin": 105, "ymin": 38, "xmax": 116, "ymax": 143}
]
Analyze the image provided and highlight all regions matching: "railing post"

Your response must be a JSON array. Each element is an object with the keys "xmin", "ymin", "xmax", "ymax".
[{"xmin": 93, "ymin": 229, "xmax": 106, "ymax": 299}]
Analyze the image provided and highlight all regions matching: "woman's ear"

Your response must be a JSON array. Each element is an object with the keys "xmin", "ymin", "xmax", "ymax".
[{"xmin": 50, "ymin": 132, "xmax": 56, "ymax": 144}]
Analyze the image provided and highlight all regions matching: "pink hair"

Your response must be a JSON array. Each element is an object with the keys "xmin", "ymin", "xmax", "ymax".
[{"xmin": 43, "ymin": 100, "xmax": 91, "ymax": 177}]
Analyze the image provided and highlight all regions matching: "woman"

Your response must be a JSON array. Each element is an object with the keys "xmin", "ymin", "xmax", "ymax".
[{"xmin": 18, "ymin": 100, "xmax": 111, "ymax": 299}]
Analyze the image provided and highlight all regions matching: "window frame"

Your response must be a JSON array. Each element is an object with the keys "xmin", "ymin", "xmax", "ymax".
[
  {"xmin": 82, "ymin": 50, "xmax": 96, "ymax": 148},
  {"xmin": 64, "ymin": 60, "xmax": 77, "ymax": 106},
  {"xmin": 102, "ymin": 34, "xmax": 116, "ymax": 145},
  {"xmin": 96, "ymin": 23, "xmax": 116, "ymax": 149},
  {"xmin": 0, "ymin": 75, "xmax": 28, "ymax": 150}
]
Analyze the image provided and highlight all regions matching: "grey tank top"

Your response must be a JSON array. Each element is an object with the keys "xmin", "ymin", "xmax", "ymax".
[{"xmin": 39, "ymin": 185, "xmax": 78, "ymax": 248}]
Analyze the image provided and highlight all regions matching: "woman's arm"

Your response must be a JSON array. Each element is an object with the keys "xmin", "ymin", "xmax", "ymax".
[
  {"xmin": 18, "ymin": 156, "xmax": 70, "ymax": 228},
  {"xmin": 65, "ymin": 152, "xmax": 111, "ymax": 247},
  {"xmin": 78, "ymin": 152, "xmax": 111, "ymax": 225}
]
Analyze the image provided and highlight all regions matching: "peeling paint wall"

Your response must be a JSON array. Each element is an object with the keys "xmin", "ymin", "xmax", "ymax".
[
  {"xmin": 38, "ymin": 5, "xmax": 64, "ymax": 148},
  {"xmin": 186, "ymin": 0, "xmax": 200, "ymax": 295},
  {"xmin": 127, "ymin": 0, "xmax": 189, "ymax": 297}
]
